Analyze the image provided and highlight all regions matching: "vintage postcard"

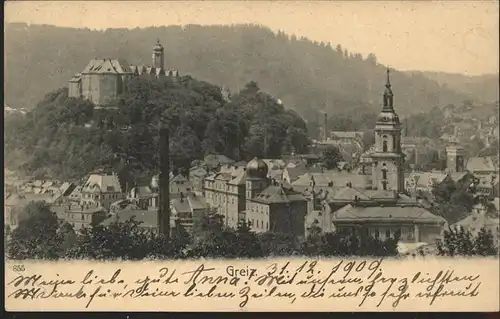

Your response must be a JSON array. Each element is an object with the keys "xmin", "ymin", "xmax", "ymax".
[{"xmin": 4, "ymin": 0, "xmax": 499, "ymax": 313}]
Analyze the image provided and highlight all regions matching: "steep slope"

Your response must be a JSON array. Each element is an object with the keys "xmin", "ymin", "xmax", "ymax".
[
  {"xmin": 5, "ymin": 23, "xmax": 474, "ymax": 121},
  {"xmin": 406, "ymin": 71, "xmax": 499, "ymax": 103}
]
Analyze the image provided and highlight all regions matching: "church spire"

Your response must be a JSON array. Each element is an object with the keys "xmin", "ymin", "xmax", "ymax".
[
  {"xmin": 383, "ymin": 67, "xmax": 394, "ymax": 110},
  {"xmin": 386, "ymin": 67, "xmax": 391, "ymax": 89}
]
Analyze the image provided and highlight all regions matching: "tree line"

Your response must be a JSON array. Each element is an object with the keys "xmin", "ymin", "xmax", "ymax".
[
  {"xmin": 7, "ymin": 202, "xmax": 497, "ymax": 260},
  {"xmin": 6, "ymin": 202, "xmax": 398, "ymax": 260}
]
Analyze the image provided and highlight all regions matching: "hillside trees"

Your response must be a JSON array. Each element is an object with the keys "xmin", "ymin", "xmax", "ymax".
[
  {"xmin": 5, "ymin": 23, "xmax": 480, "ymax": 123},
  {"xmin": 4, "ymin": 76, "xmax": 309, "ymax": 182}
]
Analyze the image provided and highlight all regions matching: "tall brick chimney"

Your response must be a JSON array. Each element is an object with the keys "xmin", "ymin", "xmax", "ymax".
[
  {"xmin": 323, "ymin": 112, "xmax": 328, "ymax": 141},
  {"xmin": 158, "ymin": 126, "xmax": 170, "ymax": 238}
]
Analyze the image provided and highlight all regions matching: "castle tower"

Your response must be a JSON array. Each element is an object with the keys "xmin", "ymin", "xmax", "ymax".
[
  {"xmin": 152, "ymin": 38, "xmax": 164, "ymax": 69},
  {"xmin": 370, "ymin": 68, "xmax": 405, "ymax": 192},
  {"xmin": 445, "ymin": 141, "xmax": 465, "ymax": 173}
]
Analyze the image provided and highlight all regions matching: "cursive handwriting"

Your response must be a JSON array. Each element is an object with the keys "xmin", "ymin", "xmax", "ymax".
[{"xmin": 6, "ymin": 260, "xmax": 485, "ymax": 309}]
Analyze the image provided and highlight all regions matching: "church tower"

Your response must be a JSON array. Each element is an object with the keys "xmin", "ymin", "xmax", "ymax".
[
  {"xmin": 370, "ymin": 69, "xmax": 405, "ymax": 193},
  {"xmin": 152, "ymin": 39, "xmax": 165, "ymax": 69}
]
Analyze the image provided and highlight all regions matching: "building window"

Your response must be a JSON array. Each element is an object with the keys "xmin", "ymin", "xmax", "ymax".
[
  {"xmin": 81, "ymin": 214, "xmax": 85, "ymax": 221},
  {"xmin": 382, "ymin": 169, "xmax": 387, "ymax": 180},
  {"xmin": 385, "ymin": 229, "xmax": 391, "ymax": 239},
  {"xmin": 266, "ymin": 221, "xmax": 269, "ymax": 230},
  {"xmin": 395, "ymin": 229, "xmax": 401, "ymax": 240},
  {"xmin": 375, "ymin": 229, "xmax": 380, "ymax": 239}
]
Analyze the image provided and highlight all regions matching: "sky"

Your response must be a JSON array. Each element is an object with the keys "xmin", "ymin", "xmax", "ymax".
[{"xmin": 5, "ymin": 1, "xmax": 499, "ymax": 76}]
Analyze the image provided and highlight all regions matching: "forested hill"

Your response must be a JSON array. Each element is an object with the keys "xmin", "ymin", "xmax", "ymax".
[
  {"xmin": 4, "ymin": 23, "xmax": 482, "ymax": 121},
  {"xmin": 405, "ymin": 71, "xmax": 499, "ymax": 104},
  {"xmin": 4, "ymin": 77, "xmax": 309, "ymax": 182}
]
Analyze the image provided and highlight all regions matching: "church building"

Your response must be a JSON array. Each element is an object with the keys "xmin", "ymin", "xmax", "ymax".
[
  {"xmin": 68, "ymin": 39, "xmax": 179, "ymax": 106},
  {"xmin": 308, "ymin": 69, "xmax": 447, "ymax": 245}
]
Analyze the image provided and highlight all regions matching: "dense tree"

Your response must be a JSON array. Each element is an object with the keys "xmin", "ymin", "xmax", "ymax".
[
  {"xmin": 257, "ymin": 232, "xmax": 299, "ymax": 256},
  {"xmin": 234, "ymin": 220, "xmax": 264, "ymax": 258},
  {"xmin": 437, "ymin": 226, "xmax": 498, "ymax": 256},
  {"xmin": 475, "ymin": 228, "xmax": 498, "ymax": 256},
  {"xmin": 171, "ymin": 219, "xmax": 192, "ymax": 253},
  {"xmin": 188, "ymin": 213, "xmax": 239, "ymax": 258},
  {"xmin": 66, "ymin": 218, "xmax": 175, "ymax": 260},
  {"xmin": 7, "ymin": 202, "xmax": 62, "ymax": 260},
  {"xmin": 431, "ymin": 179, "xmax": 476, "ymax": 223},
  {"xmin": 405, "ymin": 108, "xmax": 444, "ymax": 140},
  {"xmin": 321, "ymin": 145, "xmax": 344, "ymax": 169},
  {"xmin": 300, "ymin": 223, "xmax": 399, "ymax": 257}
]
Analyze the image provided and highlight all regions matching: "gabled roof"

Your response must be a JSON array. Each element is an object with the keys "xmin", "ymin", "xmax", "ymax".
[
  {"xmin": 228, "ymin": 170, "xmax": 247, "ymax": 186},
  {"xmin": 233, "ymin": 160, "xmax": 248, "ymax": 167},
  {"xmin": 171, "ymin": 174, "xmax": 189, "ymax": 183},
  {"xmin": 285, "ymin": 166, "xmax": 323, "ymax": 182},
  {"xmin": 69, "ymin": 73, "xmax": 82, "ymax": 83},
  {"xmin": 449, "ymin": 172, "xmax": 471, "ymax": 183},
  {"xmin": 69, "ymin": 185, "xmax": 83, "ymax": 198},
  {"xmin": 466, "ymin": 156, "xmax": 498, "ymax": 173},
  {"xmin": 82, "ymin": 59, "xmax": 133, "ymax": 74},
  {"xmin": 130, "ymin": 186, "xmax": 153, "ymax": 198},
  {"xmin": 171, "ymin": 194, "xmax": 209, "ymax": 214},
  {"xmin": 252, "ymin": 185, "xmax": 306, "ymax": 204},
  {"xmin": 82, "ymin": 173, "xmax": 122, "ymax": 193},
  {"xmin": 59, "ymin": 182, "xmax": 72, "ymax": 194}
]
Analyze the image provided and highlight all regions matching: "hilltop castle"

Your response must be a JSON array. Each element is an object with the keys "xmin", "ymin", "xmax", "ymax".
[{"xmin": 68, "ymin": 39, "xmax": 179, "ymax": 106}]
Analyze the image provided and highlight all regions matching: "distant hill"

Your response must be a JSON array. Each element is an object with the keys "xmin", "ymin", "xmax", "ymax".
[
  {"xmin": 406, "ymin": 71, "xmax": 499, "ymax": 104},
  {"xmin": 5, "ymin": 23, "xmax": 481, "ymax": 121}
]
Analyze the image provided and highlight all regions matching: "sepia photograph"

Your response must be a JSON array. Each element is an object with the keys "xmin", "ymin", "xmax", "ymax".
[{"xmin": 3, "ymin": 0, "xmax": 499, "ymax": 313}]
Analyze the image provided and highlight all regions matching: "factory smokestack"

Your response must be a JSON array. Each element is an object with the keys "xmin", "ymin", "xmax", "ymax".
[
  {"xmin": 323, "ymin": 112, "xmax": 328, "ymax": 141},
  {"xmin": 158, "ymin": 126, "xmax": 170, "ymax": 238}
]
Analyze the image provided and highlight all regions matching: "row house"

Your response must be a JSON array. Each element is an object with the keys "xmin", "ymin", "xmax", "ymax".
[{"xmin": 170, "ymin": 193, "xmax": 211, "ymax": 236}]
